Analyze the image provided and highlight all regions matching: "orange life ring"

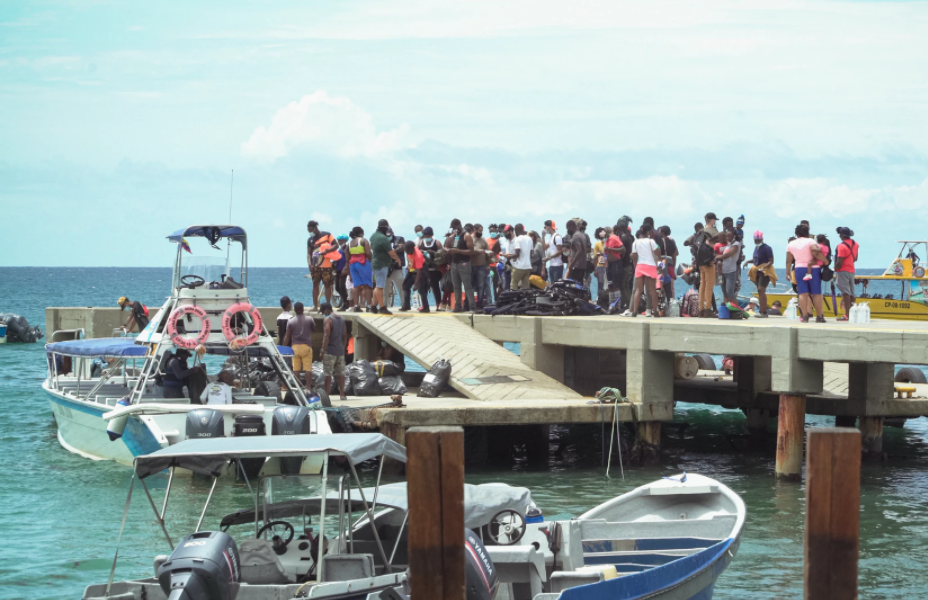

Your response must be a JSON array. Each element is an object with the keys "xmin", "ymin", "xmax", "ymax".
[
  {"xmin": 166, "ymin": 305, "xmax": 211, "ymax": 349},
  {"xmin": 222, "ymin": 302, "xmax": 263, "ymax": 346}
]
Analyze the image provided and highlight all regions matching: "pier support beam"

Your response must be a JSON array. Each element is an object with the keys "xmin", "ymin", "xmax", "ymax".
[
  {"xmin": 746, "ymin": 408, "xmax": 770, "ymax": 450},
  {"xmin": 776, "ymin": 393, "xmax": 806, "ymax": 482},
  {"xmin": 735, "ymin": 356, "xmax": 772, "ymax": 404},
  {"xmin": 859, "ymin": 417, "xmax": 883, "ymax": 457},
  {"xmin": 634, "ymin": 422, "xmax": 662, "ymax": 465},
  {"xmin": 772, "ymin": 329, "xmax": 823, "ymax": 395},
  {"xmin": 625, "ymin": 323, "xmax": 674, "ymax": 422},
  {"xmin": 519, "ymin": 318, "xmax": 565, "ymax": 384},
  {"xmin": 353, "ymin": 322, "xmax": 379, "ymax": 362}
]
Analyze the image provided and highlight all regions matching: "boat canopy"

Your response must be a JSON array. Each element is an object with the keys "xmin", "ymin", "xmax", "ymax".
[
  {"xmin": 134, "ymin": 433, "xmax": 407, "ymax": 479},
  {"xmin": 167, "ymin": 225, "xmax": 247, "ymax": 245},
  {"xmin": 45, "ymin": 338, "xmax": 148, "ymax": 358},
  {"xmin": 218, "ymin": 482, "xmax": 533, "ymax": 530},
  {"xmin": 199, "ymin": 343, "xmax": 294, "ymax": 356}
]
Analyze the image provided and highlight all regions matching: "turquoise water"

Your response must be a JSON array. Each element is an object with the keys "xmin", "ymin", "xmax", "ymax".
[{"xmin": 2, "ymin": 267, "xmax": 928, "ymax": 599}]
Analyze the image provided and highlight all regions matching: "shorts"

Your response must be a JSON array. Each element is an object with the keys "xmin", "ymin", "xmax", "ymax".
[
  {"xmin": 755, "ymin": 272, "xmax": 771, "ymax": 289},
  {"xmin": 722, "ymin": 271, "xmax": 738, "ymax": 300},
  {"xmin": 372, "ymin": 266, "xmax": 389, "ymax": 289},
  {"xmin": 836, "ymin": 271, "xmax": 855, "ymax": 296},
  {"xmin": 349, "ymin": 261, "xmax": 373, "ymax": 288},
  {"xmin": 292, "ymin": 344, "xmax": 312, "ymax": 372},
  {"xmin": 312, "ymin": 266, "xmax": 335, "ymax": 285},
  {"xmin": 323, "ymin": 353, "xmax": 346, "ymax": 377},
  {"xmin": 795, "ymin": 266, "xmax": 822, "ymax": 295},
  {"xmin": 634, "ymin": 263, "xmax": 658, "ymax": 279}
]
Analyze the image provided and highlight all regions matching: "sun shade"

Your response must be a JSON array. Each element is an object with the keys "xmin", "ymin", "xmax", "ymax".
[
  {"xmin": 45, "ymin": 338, "xmax": 149, "ymax": 358},
  {"xmin": 133, "ymin": 433, "xmax": 407, "ymax": 479},
  {"xmin": 167, "ymin": 225, "xmax": 247, "ymax": 245}
]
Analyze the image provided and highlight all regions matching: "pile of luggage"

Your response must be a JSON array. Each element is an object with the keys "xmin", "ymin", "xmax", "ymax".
[{"xmin": 483, "ymin": 280, "xmax": 604, "ymax": 317}]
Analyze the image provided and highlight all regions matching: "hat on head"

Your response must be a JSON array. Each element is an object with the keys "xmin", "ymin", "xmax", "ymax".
[
  {"xmin": 748, "ymin": 297, "xmax": 760, "ymax": 306},
  {"xmin": 336, "ymin": 233, "xmax": 349, "ymax": 241},
  {"xmin": 705, "ymin": 212, "xmax": 718, "ymax": 221},
  {"xmin": 836, "ymin": 226, "xmax": 854, "ymax": 237},
  {"xmin": 753, "ymin": 230, "xmax": 764, "ymax": 240},
  {"xmin": 423, "ymin": 226, "xmax": 434, "ymax": 236},
  {"xmin": 544, "ymin": 219, "xmax": 556, "ymax": 229},
  {"xmin": 378, "ymin": 218, "xmax": 389, "ymax": 228},
  {"xmin": 117, "ymin": 296, "xmax": 128, "ymax": 307},
  {"xmin": 502, "ymin": 224, "xmax": 513, "ymax": 233}
]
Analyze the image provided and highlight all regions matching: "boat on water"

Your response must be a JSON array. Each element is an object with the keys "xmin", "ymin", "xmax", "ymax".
[
  {"xmin": 82, "ymin": 434, "xmax": 744, "ymax": 600},
  {"xmin": 763, "ymin": 240, "xmax": 928, "ymax": 321},
  {"xmin": 43, "ymin": 225, "xmax": 331, "ymax": 468}
]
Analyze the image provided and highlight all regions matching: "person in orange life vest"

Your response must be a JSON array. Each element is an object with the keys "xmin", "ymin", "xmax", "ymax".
[
  {"xmin": 307, "ymin": 220, "xmax": 342, "ymax": 311},
  {"xmin": 118, "ymin": 296, "xmax": 149, "ymax": 333}
]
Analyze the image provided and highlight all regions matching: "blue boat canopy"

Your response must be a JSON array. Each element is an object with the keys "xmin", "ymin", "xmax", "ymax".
[
  {"xmin": 167, "ymin": 225, "xmax": 247, "ymax": 245},
  {"xmin": 45, "ymin": 338, "xmax": 149, "ymax": 358}
]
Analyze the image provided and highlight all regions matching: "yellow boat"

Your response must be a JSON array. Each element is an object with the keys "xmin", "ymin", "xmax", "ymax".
[{"xmin": 760, "ymin": 241, "xmax": 928, "ymax": 321}]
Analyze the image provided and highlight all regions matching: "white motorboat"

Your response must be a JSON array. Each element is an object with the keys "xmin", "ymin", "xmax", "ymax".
[{"xmin": 43, "ymin": 225, "xmax": 331, "ymax": 467}]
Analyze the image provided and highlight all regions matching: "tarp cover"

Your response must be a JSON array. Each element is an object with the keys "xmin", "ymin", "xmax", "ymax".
[
  {"xmin": 45, "ymin": 338, "xmax": 148, "ymax": 358},
  {"xmin": 167, "ymin": 225, "xmax": 246, "ymax": 244},
  {"xmin": 134, "ymin": 433, "xmax": 406, "ymax": 479},
  {"xmin": 218, "ymin": 482, "xmax": 533, "ymax": 530}
]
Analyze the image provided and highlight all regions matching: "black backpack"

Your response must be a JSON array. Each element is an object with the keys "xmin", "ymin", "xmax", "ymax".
[{"xmin": 695, "ymin": 231, "xmax": 715, "ymax": 267}]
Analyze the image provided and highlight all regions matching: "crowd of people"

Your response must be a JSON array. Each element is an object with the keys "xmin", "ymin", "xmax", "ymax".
[{"xmin": 302, "ymin": 215, "xmax": 860, "ymax": 322}]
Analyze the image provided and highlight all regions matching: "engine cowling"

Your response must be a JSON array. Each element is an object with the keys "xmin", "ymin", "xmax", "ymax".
[{"xmin": 157, "ymin": 531, "xmax": 240, "ymax": 600}]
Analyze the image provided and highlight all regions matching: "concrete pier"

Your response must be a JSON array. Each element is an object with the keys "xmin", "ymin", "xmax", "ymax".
[{"xmin": 47, "ymin": 307, "xmax": 928, "ymax": 476}]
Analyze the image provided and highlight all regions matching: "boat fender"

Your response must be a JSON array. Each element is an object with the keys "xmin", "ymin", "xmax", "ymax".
[
  {"xmin": 222, "ymin": 302, "xmax": 263, "ymax": 346},
  {"xmin": 106, "ymin": 397, "xmax": 131, "ymax": 441},
  {"xmin": 166, "ymin": 305, "xmax": 211, "ymax": 349}
]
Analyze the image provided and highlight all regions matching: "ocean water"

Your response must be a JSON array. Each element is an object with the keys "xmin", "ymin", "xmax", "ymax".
[{"xmin": 2, "ymin": 267, "xmax": 928, "ymax": 599}]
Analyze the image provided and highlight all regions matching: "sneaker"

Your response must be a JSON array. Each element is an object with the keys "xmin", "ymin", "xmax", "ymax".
[
  {"xmin": 351, "ymin": 307, "xmax": 362, "ymax": 313},
  {"xmin": 379, "ymin": 307, "xmax": 393, "ymax": 315},
  {"xmin": 399, "ymin": 307, "xmax": 410, "ymax": 312},
  {"xmin": 815, "ymin": 316, "xmax": 826, "ymax": 323},
  {"xmin": 419, "ymin": 307, "xmax": 431, "ymax": 313},
  {"xmin": 451, "ymin": 308, "xmax": 464, "ymax": 313},
  {"xmin": 620, "ymin": 310, "xmax": 635, "ymax": 317},
  {"xmin": 367, "ymin": 306, "xmax": 377, "ymax": 313},
  {"xmin": 338, "ymin": 306, "xmax": 349, "ymax": 312},
  {"xmin": 837, "ymin": 315, "xmax": 849, "ymax": 322},
  {"xmin": 644, "ymin": 310, "xmax": 654, "ymax": 318},
  {"xmin": 756, "ymin": 313, "xmax": 768, "ymax": 318},
  {"xmin": 803, "ymin": 273, "xmax": 812, "ymax": 281}
]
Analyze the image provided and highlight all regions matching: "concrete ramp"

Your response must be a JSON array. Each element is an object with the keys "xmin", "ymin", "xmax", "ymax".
[{"xmin": 357, "ymin": 314, "xmax": 582, "ymax": 401}]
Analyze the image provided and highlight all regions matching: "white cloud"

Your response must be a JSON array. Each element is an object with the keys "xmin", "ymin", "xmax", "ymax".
[{"xmin": 240, "ymin": 91, "xmax": 409, "ymax": 162}]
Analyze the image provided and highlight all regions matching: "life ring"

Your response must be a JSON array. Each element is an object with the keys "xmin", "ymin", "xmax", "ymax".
[
  {"xmin": 915, "ymin": 266, "xmax": 926, "ymax": 278},
  {"xmin": 222, "ymin": 302, "xmax": 263, "ymax": 346},
  {"xmin": 166, "ymin": 305, "xmax": 211, "ymax": 349}
]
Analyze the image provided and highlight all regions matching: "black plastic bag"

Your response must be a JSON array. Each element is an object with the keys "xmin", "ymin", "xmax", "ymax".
[
  {"xmin": 348, "ymin": 360, "xmax": 381, "ymax": 396},
  {"xmin": 372, "ymin": 360, "xmax": 400, "ymax": 377},
  {"xmin": 379, "ymin": 376, "xmax": 407, "ymax": 396},
  {"xmin": 418, "ymin": 359, "xmax": 451, "ymax": 398}
]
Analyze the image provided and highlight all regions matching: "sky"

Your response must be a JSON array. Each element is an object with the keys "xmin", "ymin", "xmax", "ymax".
[{"xmin": 1, "ymin": 0, "xmax": 927, "ymax": 267}]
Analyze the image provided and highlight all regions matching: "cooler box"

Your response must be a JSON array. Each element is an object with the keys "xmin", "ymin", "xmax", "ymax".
[{"xmin": 717, "ymin": 304, "xmax": 731, "ymax": 319}]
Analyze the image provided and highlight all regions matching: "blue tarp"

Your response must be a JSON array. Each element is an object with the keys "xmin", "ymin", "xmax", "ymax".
[
  {"xmin": 167, "ymin": 225, "xmax": 246, "ymax": 244},
  {"xmin": 45, "ymin": 338, "xmax": 149, "ymax": 358}
]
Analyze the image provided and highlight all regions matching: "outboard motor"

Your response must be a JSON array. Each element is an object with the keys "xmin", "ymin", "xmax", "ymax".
[
  {"xmin": 232, "ymin": 414, "xmax": 266, "ymax": 482},
  {"xmin": 157, "ymin": 531, "xmax": 240, "ymax": 600},
  {"xmin": 465, "ymin": 528, "xmax": 499, "ymax": 600},
  {"xmin": 272, "ymin": 406, "xmax": 310, "ymax": 474},
  {"xmin": 186, "ymin": 409, "xmax": 225, "ymax": 439}
]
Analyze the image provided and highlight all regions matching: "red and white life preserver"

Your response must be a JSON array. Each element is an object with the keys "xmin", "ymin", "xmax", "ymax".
[
  {"xmin": 222, "ymin": 302, "xmax": 263, "ymax": 347},
  {"xmin": 166, "ymin": 305, "xmax": 211, "ymax": 349}
]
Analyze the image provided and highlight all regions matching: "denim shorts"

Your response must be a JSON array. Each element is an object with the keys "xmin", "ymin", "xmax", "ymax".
[
  {"xmin": 795, "ymin": 266, "xmax": 822, "ymax": 295},
  {"xmin": 722, "ymin": 271, "xmax": 738, "ymax": 300},
  {"xmin": 372, "ymin": 266, "xmax": 389, "ymax": 289}
]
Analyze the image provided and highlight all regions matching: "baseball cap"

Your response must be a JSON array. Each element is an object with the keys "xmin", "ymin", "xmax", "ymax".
[
  {"xmin": 836, "ymin": 227, "xmax": 854, "ymax": 237},
  {"xmin": 544, "ymin": 220, "xmax": 556, "ymax": 229},
  {"xmin": 117, "ymin": 296, "xmax": 128, "ymax": 308},
  {"xmin": 378, "ymin": 218, "xmax": 389, "ymax": 228},
  {"xmin": 336, "ymin": 233, "xmax": 349, "ymax": 241},
  {"xmin": 753, "ymin": 230, "xmax": 764, "ymax": 240},
  {"xmin": 705, "ymin": 212, "xmax": 718, "ymax": 221}
]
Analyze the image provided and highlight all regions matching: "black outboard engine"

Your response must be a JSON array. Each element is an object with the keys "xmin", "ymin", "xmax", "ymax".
[
  {"xmin": 232, "ymin": 414, "xmax": 266, "ymax": 482},
  {"xmin": 272, "ymin": 406, "xmax": 310, "ymax": 474},
  {"xmin": 465, "ymin": 528, "xmax": 499, "ymax": 600},
  {"xmin": 186, "ymin": 409, "xmax": 225, "ymax": 439},
  {"xmin": 157, "ymin": 531, "xmax": 240, "ymax": 600}
]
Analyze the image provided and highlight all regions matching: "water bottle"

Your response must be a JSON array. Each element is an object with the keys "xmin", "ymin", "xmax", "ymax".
[
  {"xmin": 861, "ymin": 302, "xmax": 870, "ymax": 323},
  {"xmin": 668, "ymin": 298, "xmax": 681, "ymax": 318},
  {"xmin": 786, "ymin": 299, "xmax": 798, "ymax": 320},
  {"xmin": 525, "ymin": 502, "xmax": 544, "ymax": 524},
  {"xmin": 849, "ymin": 304, "xmax": 860, "ymax": 323}
]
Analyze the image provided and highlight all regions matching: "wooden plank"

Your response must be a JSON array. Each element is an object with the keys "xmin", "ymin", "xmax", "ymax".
[
  {"xmin": 407, "ymin": 426, "xmax": 465, "ymax": 600},
  {"xmin": 804, "ymin": 428, "xmax": 860, "ymax": 600}
]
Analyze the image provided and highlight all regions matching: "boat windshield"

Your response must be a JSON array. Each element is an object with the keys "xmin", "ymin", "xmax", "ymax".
[{"xmin": 180, "ymin": 255, "xmax": 229, "ymax": 285}]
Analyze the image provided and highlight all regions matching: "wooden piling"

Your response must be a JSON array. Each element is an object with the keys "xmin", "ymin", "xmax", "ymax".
[
  {"xmin": 776, "ymin": 393, "xmax": 806, "ymax": 481},
  {"xmin": 406, "ymin": 426, "xmax": 465, "ymax": 600},
  {"xmin": 804, "ymin": 428, "xmax": 860, "ymax": 600},
  {"xmin": 634, "ymin": 421, "xmax": 662, "ymax": 465}
]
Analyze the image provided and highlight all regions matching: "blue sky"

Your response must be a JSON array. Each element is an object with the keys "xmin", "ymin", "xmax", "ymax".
[{"xmin": 2, "ymin": 0, "xmax": 927, "ymax": 267}]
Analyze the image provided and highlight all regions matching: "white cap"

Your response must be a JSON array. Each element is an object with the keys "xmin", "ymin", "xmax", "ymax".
[{"xmin": 748, "ymin": 297, "xmax": 760, "ymax": 305}]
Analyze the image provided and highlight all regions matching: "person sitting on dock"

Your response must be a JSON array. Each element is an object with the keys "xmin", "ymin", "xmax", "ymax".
[
  {"xmin": 768, "ymin": 300, "xmax": 783, "ymax": 316},
  {"xmin": 117, "ymin": 296, "xmax": 149, "ymax": 334},
  {"xmin": 319, "ymin": 302, "xmax": 348, "ymax": 400}
]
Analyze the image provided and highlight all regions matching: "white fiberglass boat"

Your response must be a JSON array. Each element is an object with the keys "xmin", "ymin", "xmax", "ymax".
[{"xmin": 43, "ymin": 225, "xmax": 331, "ymax": 468}]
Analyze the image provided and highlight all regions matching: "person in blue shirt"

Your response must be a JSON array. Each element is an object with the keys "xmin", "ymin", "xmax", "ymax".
[{"xmin": 752, "ymin": 231, "xmax": 774, "ymax": 317}]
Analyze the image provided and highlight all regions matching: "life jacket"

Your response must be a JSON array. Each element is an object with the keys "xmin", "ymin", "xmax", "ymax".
[{"xmin": 142, "ymin": 305, "xmax": 149, "ymax": 318}]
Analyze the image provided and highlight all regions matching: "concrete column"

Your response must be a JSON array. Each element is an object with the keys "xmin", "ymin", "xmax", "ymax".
[
  {"xmin": 353, "ymin": 322, "xmax": 379, "ymax": 362},
  {"xmin": 735, "ymin": 356, "xmax": 772, "ymax": 403},
  {"xmin": 634, "ymin": 422, "xmax": 662, "ymax": 465},
  {"xmin": 859, "ymin": 417, "xmax": 883, "ymax": 456},
  {"xmin": 745, "ymin": 408, "xmax": 770, "ymax": 451},
  {"xmin": 848, "ymin": 362, "xmax": 894, "ymax": 404},
  {"xmin": 775, "ymin": 393, "xmax": 806, "ymax": 482},
  {"xmin": 771, "ymin": 328, "xmax": 823, "ymax": 395},
  {"xmin": 624, "ymin": 322, "xmax": 674, "ymax": 422},
  {"xmin": 519, "ymin": 318, "xmax": 565, "ymax": 383}
]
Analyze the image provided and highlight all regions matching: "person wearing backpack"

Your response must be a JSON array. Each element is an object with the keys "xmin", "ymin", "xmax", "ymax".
[
  {"xmin": 834, "ymin": 227, "xmax": 859, "ymax": 321},
  {"xmin": 695, "ymin": 212, "xmax": 720, "ymax": 317}
]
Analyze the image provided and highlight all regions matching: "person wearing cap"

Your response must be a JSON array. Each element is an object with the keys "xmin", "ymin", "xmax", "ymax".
[
  {"xmin": 306, "ymin": 220, "xmax": 340, "ymax": 311},
  {"xmin": 417, "ymin": 226, "xmax": 443, "ymax": 309},
  {"xmin": 751, "ymin": 231, "xmax": 774, "ymax": 317},
  {"xmin": 319, "ymin": 302, "xmax": 348, "ymax": 400},
  {"xmin": 696, "ymin": 212, "xmax": 720, "ymax": 317},
  {"xmin": 542, "ymin": 220, "xmax": 566, "ymax": 283},
  {"xmin": 276, "ymin": 296, "xmax": 293, "ymax": 345},
  {"xmin": 118, "ymin": 296, "xmax": 149, "ymax": 334},
  {"xmin": 370, "ymin": 219, "xmax": 402, "ymax": 314},
  {"xmin": 834, "ymin": 227, "xmax": 859, "ymax": 321},
  {"xmin": 746, "ymin": 296, "xmax": 761, "ymax": 314}
]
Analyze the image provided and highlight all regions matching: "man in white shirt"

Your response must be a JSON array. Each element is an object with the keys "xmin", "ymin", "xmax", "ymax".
[
  {"xmin": 200, "ymin": 370, "xmax": 236, "ymax": 405},
  {"xmin": 502, "ymin": 223, "xmax": 535, "ymax": 290},
  {"xmin": 542, "ymin": 219, "xmax": 565, "ymax": 282},
  {"xmin": 276, "ymin": 296, "xmax": 293, "ymax": 346}
]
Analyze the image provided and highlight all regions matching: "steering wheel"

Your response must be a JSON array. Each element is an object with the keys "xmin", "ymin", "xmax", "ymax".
[
  {"xmin": 484, "ymin": 509, "xmax": 526, "ymax": 545},
  {"xmin": 257, "ymin": 520, "xmax": 295, "ymax": 549},
  {"xmin": 180, "ymin": 274, "xmax": 206, "ymax": 289}
]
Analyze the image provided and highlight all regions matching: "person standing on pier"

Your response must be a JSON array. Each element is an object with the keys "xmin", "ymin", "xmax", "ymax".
[
  {"xmin": 834, "ymin": 227, "xmax": 859, "ymax": 321},
  {"xmin": 347, "ymin": 226, "xmax": 373, "ymax": 313},
  {"xmin": 750, "ymin": 231, "xmax": 774, "ymax": 317},
  {"xmin": 384, "ymin": 230, "xmax": 406, "ymax": 308},
  {"xmin": 694, "ymin": 212, "xmax": 720, "ymax": 318},
  {"xmin": 717, "ymin": 230, "xmax": 742, "ymax": 307},
  {"xmin": 565, "ymin": 219, "xmax": 588, "ymax": 285},
  {"xmin": 370, "ymin": 219, "xmax": 402, "ymax": 315},
  {"xmin": 333, "ymin": 235, "xmax": 350, "ymax": 311},
  {"xmin": 471, "ymin": 223, "xmax": 490, "ymax": 310},
  {"xmin": 319, "ymin": 302, "xmax": 348, "ymax": 401},
  {"xmin": 401, "ymin": 240, "xmax": 429, "ymax": 313},
  {"xmin": 418, "ymin": 226, "xmax": 443, "ymax": 310},
  {"xmin": 659, "ymin": 225, "xmax": 678, "ymax": 300},
  {"xmin": 276, "ymin": 296, "xmax": 293, "ymax": 345},
  {"xmin": 306, "ymin": 221, "xmax": 340, "ymax": 311},
  {"xmin": 786, "ymin": 223, "xmax": 829, "ymax": 323},
  {"xmin": 502, "ymin": 223, "xmax": 534, "ymax": 290},
  {"xmin": 446, "ymin": 219, "xmax": 477, "ymax": 312},
  {"xmin": 284, "ymin": 302, "xmax": 314, "ymax": 389},
  {"xmin": 542, "ymin": 220, "xmax": 565, "ymax": 283},
  {"xmin": 622, "ymin": 223, "xmax": 661, "ymax": 317}
]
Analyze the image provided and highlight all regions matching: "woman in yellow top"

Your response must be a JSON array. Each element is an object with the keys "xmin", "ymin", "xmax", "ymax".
[{"xmin": 593, "ymin": 227, "xmax": 607, "ymax": 296}]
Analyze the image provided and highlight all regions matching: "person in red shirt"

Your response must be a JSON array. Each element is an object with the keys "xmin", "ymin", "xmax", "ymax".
[
  {"xmin": 834, "ymin": 227, "xmax": 859, "ymax": 321},
  {"xmin": 603, "ymin": 226, "xmax": 626, "ymax": 311},
  {"xmin": 401, "ymin": 241, "xmax": 431, "ymax": 313}
]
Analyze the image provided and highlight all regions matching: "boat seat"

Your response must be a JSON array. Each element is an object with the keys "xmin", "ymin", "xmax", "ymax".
[
  {"xmin": 321, "ymin": 553, "xmax": 375, "ymax": 581},
  {"xmin": 239, "ymin": 539, "xmax": 293, "ymax": 584}
]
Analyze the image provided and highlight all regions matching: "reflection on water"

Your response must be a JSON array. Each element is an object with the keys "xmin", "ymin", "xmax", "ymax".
[{"xmin": 3, "ymin": 267, "xmax": 928, "ymax": 598}]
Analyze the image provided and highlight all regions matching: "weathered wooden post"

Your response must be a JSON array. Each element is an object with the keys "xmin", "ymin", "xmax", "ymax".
[
  {"xmin": 407, "ymin": 426, "xmax": 465, "ymax": 600},
  {"xmin": 775, "ymin": 393, "xmax": 806, "ymax": 481},
  {"xmin": 804, "ymin": 427, "xmax": 860, "ymax": 600}
]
